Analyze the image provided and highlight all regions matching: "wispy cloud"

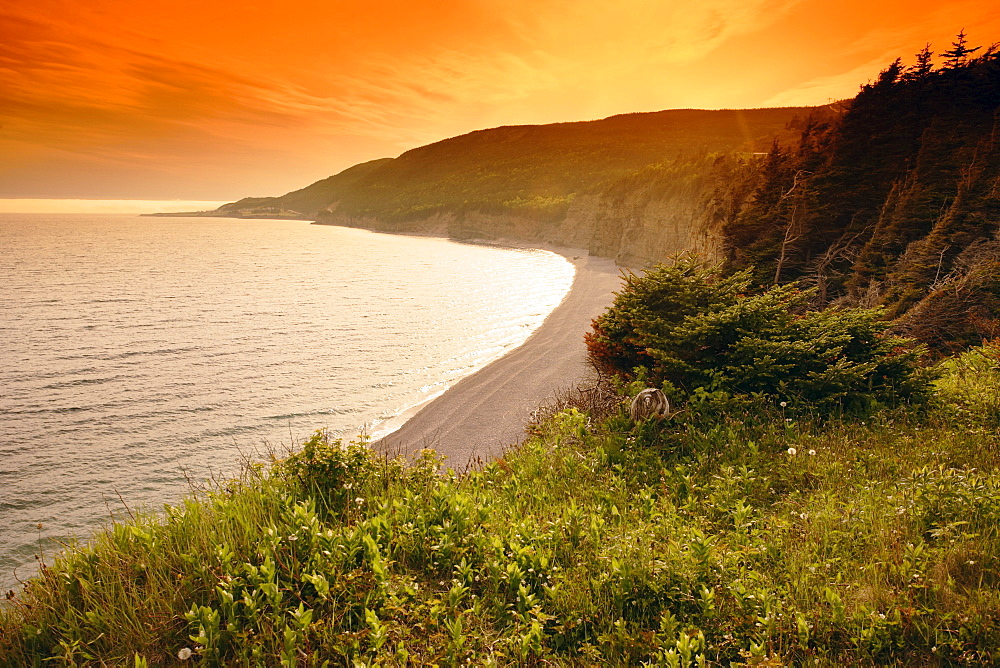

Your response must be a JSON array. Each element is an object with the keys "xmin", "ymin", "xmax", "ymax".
[
  {"xmin": 2, "ymin": 0, "xmax": 997, "ymax": 198},
  {"xmin": 1, "ymin": 0, "xmax": 805, "ymax": 153},
  {"xmin": 763, "ymin": 59, "xmax": 886, "ymax": 107}
]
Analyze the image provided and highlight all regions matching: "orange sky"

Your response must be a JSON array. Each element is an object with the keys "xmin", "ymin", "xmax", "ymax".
[{"xmin": 1, "ymin": 0, "xmax": 998, "ymax": 200}]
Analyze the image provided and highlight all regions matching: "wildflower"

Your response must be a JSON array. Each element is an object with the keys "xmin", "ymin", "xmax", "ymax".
[
  {"xmin": 355, "ymin": 497, "xmax": 364, "ymax": 505},
  {"xmin": 780, "ymin": 401, "xmax": 787, "ymax": 408},
  {"xmin": 178, "ymin": 647, "xmax": 193, "ymax": 661},
  {"xmin": 808, "ymin": 449, "xmax": 816, "ymax": 456},
  {"xmin": 787, "ymin": 447, "xmax": 797, "ymax": 456}
]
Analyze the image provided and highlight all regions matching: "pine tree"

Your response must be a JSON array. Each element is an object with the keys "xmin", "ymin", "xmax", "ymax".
[
  {"xmin": 904, "ymin": 43, "xmax": 934, "ymax": 80},
  {"xmin": 941, "ymin": 30, "xmax": 981, "ymax": 69}
]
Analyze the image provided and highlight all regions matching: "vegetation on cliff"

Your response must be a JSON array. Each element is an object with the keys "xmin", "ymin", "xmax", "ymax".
[
  {"xmin": 317, "ymin": 108, "xmax": 814, "ymax": 225},
  {"xmin": 586, "ymin": 257, "xmax": 930, "ymax": 411},
  {"xmin": 195, "ymin": 107, "xmax": 816, "ymax": 223},
  {"xmin": 714, "ymin": 36, "xmax": 1000, "ymax": 354}
]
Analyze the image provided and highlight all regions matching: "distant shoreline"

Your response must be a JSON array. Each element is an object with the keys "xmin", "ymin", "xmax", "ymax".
[{"xmin": 140, "ymin": 211, "xmax": 310, "ymax": 220}]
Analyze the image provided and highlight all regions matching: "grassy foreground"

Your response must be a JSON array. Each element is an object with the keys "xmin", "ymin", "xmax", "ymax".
[{"xmin": 3, "ymin": 346, "xmax": 1000, "ymax": 665}]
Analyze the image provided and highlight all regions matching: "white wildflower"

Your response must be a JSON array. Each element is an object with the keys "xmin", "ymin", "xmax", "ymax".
[
  {"xmin": 178, "ymin": 647, "xmax": 193, "ymax": 661},
  {"xmin": 787, "ymin": 447, "xmax": 797, "ymax": 456},
  {"xmin": 355, "ymin": 497, "xmax": 364, "ymax": 505},
  {"xmin": 808, "ymin": 449, "xmax": 816, "ymax": 456},
  {"xmin": 780, "ymin": 401, "xmax": 787, "ymax": 408}
]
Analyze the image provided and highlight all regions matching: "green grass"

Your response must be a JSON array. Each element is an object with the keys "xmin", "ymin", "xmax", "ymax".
[{"xmin": 4, "ymin": 346, "xmax": 1000, "ymax": 665}]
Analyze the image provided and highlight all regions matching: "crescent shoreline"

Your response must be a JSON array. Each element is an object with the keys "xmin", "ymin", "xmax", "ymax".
[{"xmin": 372, "ymin": 245, "xmax": 624, "ymax": 467}]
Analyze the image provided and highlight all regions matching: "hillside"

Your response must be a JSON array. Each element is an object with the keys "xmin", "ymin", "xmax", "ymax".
[
  {"xmin": 215, "ymin": 158, "xmax": 394, "ymax": 219},
  {"xmin": 320, "ymin": 107, "xmax": 816, "ymax": 223},
  {"xmin": 177, "ymin": 106, "xmax": 824, "ymax": 261},
  {"xmin": 713, "ymin": 41, "xmax": 1000, "ymax": 353}
]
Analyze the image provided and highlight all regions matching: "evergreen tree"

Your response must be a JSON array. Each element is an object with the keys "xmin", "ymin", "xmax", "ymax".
[
  {"xmin": 717, "ymin": 37, "xmax": 1000, "ymax": 352},
  {"xmin": 904, "ymin": 43, "xmax": 934, "ymax": 80},
  {"xmin": 586, "ymin": 257, "xmax": 929, "ymax": 408},
  {"xmin": 941, "ymin": 30, "xmax": 980, "ymax": 69}
]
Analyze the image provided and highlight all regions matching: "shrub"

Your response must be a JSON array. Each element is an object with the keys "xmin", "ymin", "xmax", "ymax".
[
  {"xmin": 586, "ymin": 256, "xmax": 931, "ymax": 409},
  {"xmin": 276, "ymin": 430, "xmax": 375, "ymax": 517}
]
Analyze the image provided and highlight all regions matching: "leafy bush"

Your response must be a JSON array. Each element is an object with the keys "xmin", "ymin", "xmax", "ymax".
[
  {"xmin": 276, "ymin": 430, "xmax": 376, "ymax": 518},
  {"xmin": 586, "ymin": 256, "xmax": 931, "ymax": 409},
  {"xmin": 932, "ymin": 341, "xmax": 1000, "ymax": 425}
]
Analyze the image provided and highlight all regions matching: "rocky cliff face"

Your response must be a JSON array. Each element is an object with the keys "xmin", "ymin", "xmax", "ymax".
[
  {"xmin": 568, "ymin": 192, "xmax": 718, "ymax": 267},
  {"xmin": 317, "ymin": 180, "xmax": 721, "ymax": 268}
]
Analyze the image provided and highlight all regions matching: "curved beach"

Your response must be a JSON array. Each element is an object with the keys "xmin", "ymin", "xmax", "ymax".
[{"xmin": 374, "ymin": 250, "xmax": 623, "ymax": 467}]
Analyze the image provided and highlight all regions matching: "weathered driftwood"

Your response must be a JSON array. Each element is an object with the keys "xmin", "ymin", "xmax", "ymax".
[{"xmin": 629, "ymin": 388, "xmax": 670, "ymax": 421}]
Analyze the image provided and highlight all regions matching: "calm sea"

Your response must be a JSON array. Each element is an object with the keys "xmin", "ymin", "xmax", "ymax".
[{"xmin": 0, "ymin": 214, "xmax": 574, "ymax": 590}]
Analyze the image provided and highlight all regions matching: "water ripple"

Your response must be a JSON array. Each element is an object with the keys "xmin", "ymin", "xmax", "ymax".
[{"xmin": 0, "ymin": 214, "xmax": 574, "ymax": 590}]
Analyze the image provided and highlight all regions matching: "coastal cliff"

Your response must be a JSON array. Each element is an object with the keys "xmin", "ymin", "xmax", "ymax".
[
  {"xmin": 169, "ymin": 106, "xmax": 827, "ymax": 266},
  {"xmin": 316, "ymin": 180, "xmax": 719, "ymax": 268},
  {"xmin": 314, "ymin": 151, "xmax": 753, "ymax": 267}
]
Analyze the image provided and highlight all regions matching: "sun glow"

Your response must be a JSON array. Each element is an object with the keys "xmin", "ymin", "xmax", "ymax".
[
  {"xmin": 0, "ymin": 200, "xmax": 231, "ymax": 214},
  {"xmin": 1, "ymin": 0, "xmax": 997, "ymax": 200}
]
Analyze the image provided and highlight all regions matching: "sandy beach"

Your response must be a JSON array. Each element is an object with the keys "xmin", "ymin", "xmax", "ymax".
[{"xmin": 374, "ymin": 249, "xmax": 623, "ymax": 468}]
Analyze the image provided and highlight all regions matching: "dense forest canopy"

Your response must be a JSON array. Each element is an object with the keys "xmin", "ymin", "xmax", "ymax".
[{"xmin": 716, "ymin": 34, "xmax": 1000, "ymax": 354}]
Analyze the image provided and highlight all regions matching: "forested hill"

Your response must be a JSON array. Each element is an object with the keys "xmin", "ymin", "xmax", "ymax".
[
  {"xmin": 316, "ymin": 107, "xmax": 814, "ymax": 223},
  {"xmin": 715, "ymin": 36, "xmax": 1000, "ymax": 353},
  {"xmin": 184, "ymin": 106, "xmax": 818, "ymax": 223}
]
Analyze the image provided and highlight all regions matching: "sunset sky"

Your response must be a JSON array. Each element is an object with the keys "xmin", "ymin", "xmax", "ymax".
[{"xmin": 2, "ymin": 0, "xmax": 998, "ymax": 204}]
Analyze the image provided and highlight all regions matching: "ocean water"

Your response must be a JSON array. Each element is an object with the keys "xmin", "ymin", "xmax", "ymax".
[{"xmin": 0, "ymin": 214, "xmax": 574, "ymax": 590}]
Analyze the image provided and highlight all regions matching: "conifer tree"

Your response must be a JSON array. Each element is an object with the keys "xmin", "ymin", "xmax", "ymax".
[
  {"xmin": 716, "ymin": 36, "xmax": 1000, "ymax": 351},
  {"xmin": 904, "ymin": 43, "xmax": 934, "ymax": 80},
  {"xmin": 941, "ymin": 30, "xmax": 980, "ymax": 68}
]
